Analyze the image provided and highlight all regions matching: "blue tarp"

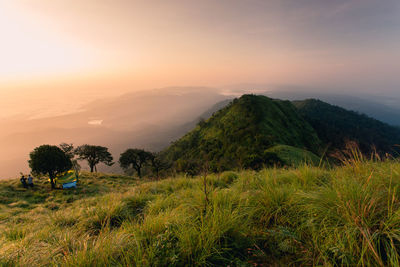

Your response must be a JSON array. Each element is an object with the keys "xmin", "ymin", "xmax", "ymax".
[
  {"xmin": 56, "ymin": 170, "xmax": 78, "ymax": 189},
  {"xmin": 62, "ymin": 181, "xmax": 77, "ymax": 189}
]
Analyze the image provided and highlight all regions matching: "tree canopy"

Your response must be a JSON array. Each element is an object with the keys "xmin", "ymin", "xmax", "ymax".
[
  {"xmin": 29, "ymin": 145, "xmax": 72, "ymax": 189},
  {"xmin": 59, "ymin": 143, "xmax": 75, "ymax": 159},
  {"xmin": 119, "ymin": 148, "xmax": 153, "ymax": 178},
  {"xmin": 149, "ymin": 152, "xmax": 170, "ymax": 179},
  {"xmin": 75, "ymin": 145, "xmax": 114, "ymax": 172},
  {"xmin": 59, "ymin": 143, "xmax": 81, "ymax": 173}
]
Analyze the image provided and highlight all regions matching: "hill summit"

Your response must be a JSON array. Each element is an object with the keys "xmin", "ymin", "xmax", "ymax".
[
  {"xmin": 163, "ymin": 94, "xmax": 321, "ymax": 173},
  {"xmin": 163, "ymin": 94, "xmax": 400, "ymax": 175}
]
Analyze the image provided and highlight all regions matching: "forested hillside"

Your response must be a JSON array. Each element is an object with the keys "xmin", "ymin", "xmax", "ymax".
[
  {"xmin": 294, "ymin": 99, "xmax": 400, "ymax": 154},
  {"xmin": 162, "ymin": 95, "xmax": 321, "ymax": 174},
  {"xmin": 162, "ymin": 95, "xmax": 400, "ymax": 175}
]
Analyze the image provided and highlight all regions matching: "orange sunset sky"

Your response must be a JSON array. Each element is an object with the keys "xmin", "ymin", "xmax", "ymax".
[{"xmin": 1, "ymin": 0, "xmax": 400, "ymax": 118}]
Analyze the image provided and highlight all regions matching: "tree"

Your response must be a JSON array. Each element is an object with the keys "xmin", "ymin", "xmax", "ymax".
[
  {"xmin": 59, "ymin": 143, "xmax": 81, "ymax": 173},
  {"xmin": 149, "ymin": 152, "xmax": 170, "ymax": 179},
  {"xmin": 119, "ymin": 149, "xmax": 152, "ymax": 178},
  {"xmin": 59, "ymin": 143, "xmax": 75, "ymax": 158},
  {"xmin": 29, "ymin": 145, "xmax": 72, "ymax": 189},
  {"xmin": 75, "ymin": 145, "xmax": 114, "ymax": 172}
]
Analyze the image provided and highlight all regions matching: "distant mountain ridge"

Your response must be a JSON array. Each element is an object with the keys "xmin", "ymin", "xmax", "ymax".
[
  {"xmin": 293, "ymin": 99, "xmax": 400, "ymax": 154},
  {"xmin": 264, "ymin": 90, "xmax": 400, "ymax": 126}
]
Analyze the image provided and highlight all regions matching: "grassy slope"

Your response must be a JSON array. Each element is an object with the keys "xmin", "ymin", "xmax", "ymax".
[
  {"xmin": 265, "ymin": 145, "xmax": 321, "ymax": 166},
  {"xmin": 1, "ymin": 161, "xmax": 400, "ymax": 266}
]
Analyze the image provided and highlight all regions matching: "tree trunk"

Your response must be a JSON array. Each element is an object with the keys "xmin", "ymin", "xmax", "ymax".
[
  {"xmin": 49, "ymin": 174, "xmax": 55, "ymax": 189},
  {"xmin": 90, "ymin": 165, "xmax": 94, "ymax": 173},
  {"xmin": 137, "ymin": 167, "xmax": 141, "ymax": 178}
]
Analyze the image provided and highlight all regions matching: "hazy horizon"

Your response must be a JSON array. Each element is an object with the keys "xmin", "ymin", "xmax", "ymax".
[
  {"xmin": 3, "ymin": 84, "xmax": 400, "ymax": 120},
  {"xmin": 2, "ymin": 85, "xmax": 400, "ymax": 179},
  {"xmin": 1, "ymin": 0, "xmax": 400, "ymax": 119}
]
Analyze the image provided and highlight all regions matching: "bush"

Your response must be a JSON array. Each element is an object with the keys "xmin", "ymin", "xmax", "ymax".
[{"xmin": 220, "ymin": 171, "xmax": 239, "ymax": 185}]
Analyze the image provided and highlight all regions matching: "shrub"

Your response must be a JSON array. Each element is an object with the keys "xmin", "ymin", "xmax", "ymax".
[{"xmin": 220, "ymin": 171, "xmax": 239, "ymax": 185}]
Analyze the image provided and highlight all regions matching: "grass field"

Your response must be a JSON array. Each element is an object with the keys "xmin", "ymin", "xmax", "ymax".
[{"xmin": 1, "ymin": 159, "xmax": 400, "ymax": 266}]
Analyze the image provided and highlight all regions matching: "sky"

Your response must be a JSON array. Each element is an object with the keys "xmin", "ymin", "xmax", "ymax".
[{"xmin": 1, "ymin": 0, "xmax": 400, "ymax": 118}]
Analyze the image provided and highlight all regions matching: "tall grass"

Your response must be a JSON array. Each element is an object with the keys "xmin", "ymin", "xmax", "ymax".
[{"xmin": 1, "ymin": 159, "xmax": 400, "ymax": 266}]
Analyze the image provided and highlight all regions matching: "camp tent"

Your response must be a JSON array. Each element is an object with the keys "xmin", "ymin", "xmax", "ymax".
[{"xmin": 55, "ymin": 170, "xmax": 78, "ymax": 189}]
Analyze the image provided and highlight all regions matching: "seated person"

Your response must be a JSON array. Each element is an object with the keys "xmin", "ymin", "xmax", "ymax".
[
  {"xmin": 20, "ymin": 175, "xmax": 27, "ymax": 188},
  {"xmin": 27, "ymin": 174, "xmax": 34, "ymax": 188}
]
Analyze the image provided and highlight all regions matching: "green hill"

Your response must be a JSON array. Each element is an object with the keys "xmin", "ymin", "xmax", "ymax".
[
  {"xmin": 2, "ymin": 160, "xmax": 400, "ymax": 266},
  {"xmin": 163, "ymin": 94, "xmax": 322, "ymax": 174},
  {"xmin": 293, "ymin": 99, "xmax": 400, "ymax": 154},
  {"xmin": 162, "ymin": 95, "xmax": 400, "ymax": 175}
]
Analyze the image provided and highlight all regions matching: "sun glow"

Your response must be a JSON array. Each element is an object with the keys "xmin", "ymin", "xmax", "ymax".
[{"xmin": 0, "ymin": 2, "xmax": 102, "ymax": 82}]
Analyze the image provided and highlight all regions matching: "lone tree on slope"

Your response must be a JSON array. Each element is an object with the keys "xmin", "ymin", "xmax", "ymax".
[
  {"xmin": 119, "ymin": 148, "xmax": 152, "ymax": 178},
  {"xmin": 29, "ymin": 145, "xmax": 72, "ymax": 189},
  {"xmin": 59, "ymin": 143, "xmax": 81, "ymax": 173},
  {"xmin": 75, "ymin": 144, "xmax": 114, "ymax": 172},
  {"xmin": 59, "ymin": 143, "xmax": 75, "ymax": 159},
  {"xmin": 149, "ymin": 152, "xmax": 170, "ymax": 179}
]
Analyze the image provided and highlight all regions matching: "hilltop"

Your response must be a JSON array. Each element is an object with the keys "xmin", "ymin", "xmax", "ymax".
[
  {"xmin": 1, "ymin": 160, "xmax": 400, "ymax": 265},
  {"xmin": 163, "ymin": 95, "xmax": 321, "ymax": 174},
  {"xmin": 161, "ymin": 95, "xmax": 400, "ymax": 175}
]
